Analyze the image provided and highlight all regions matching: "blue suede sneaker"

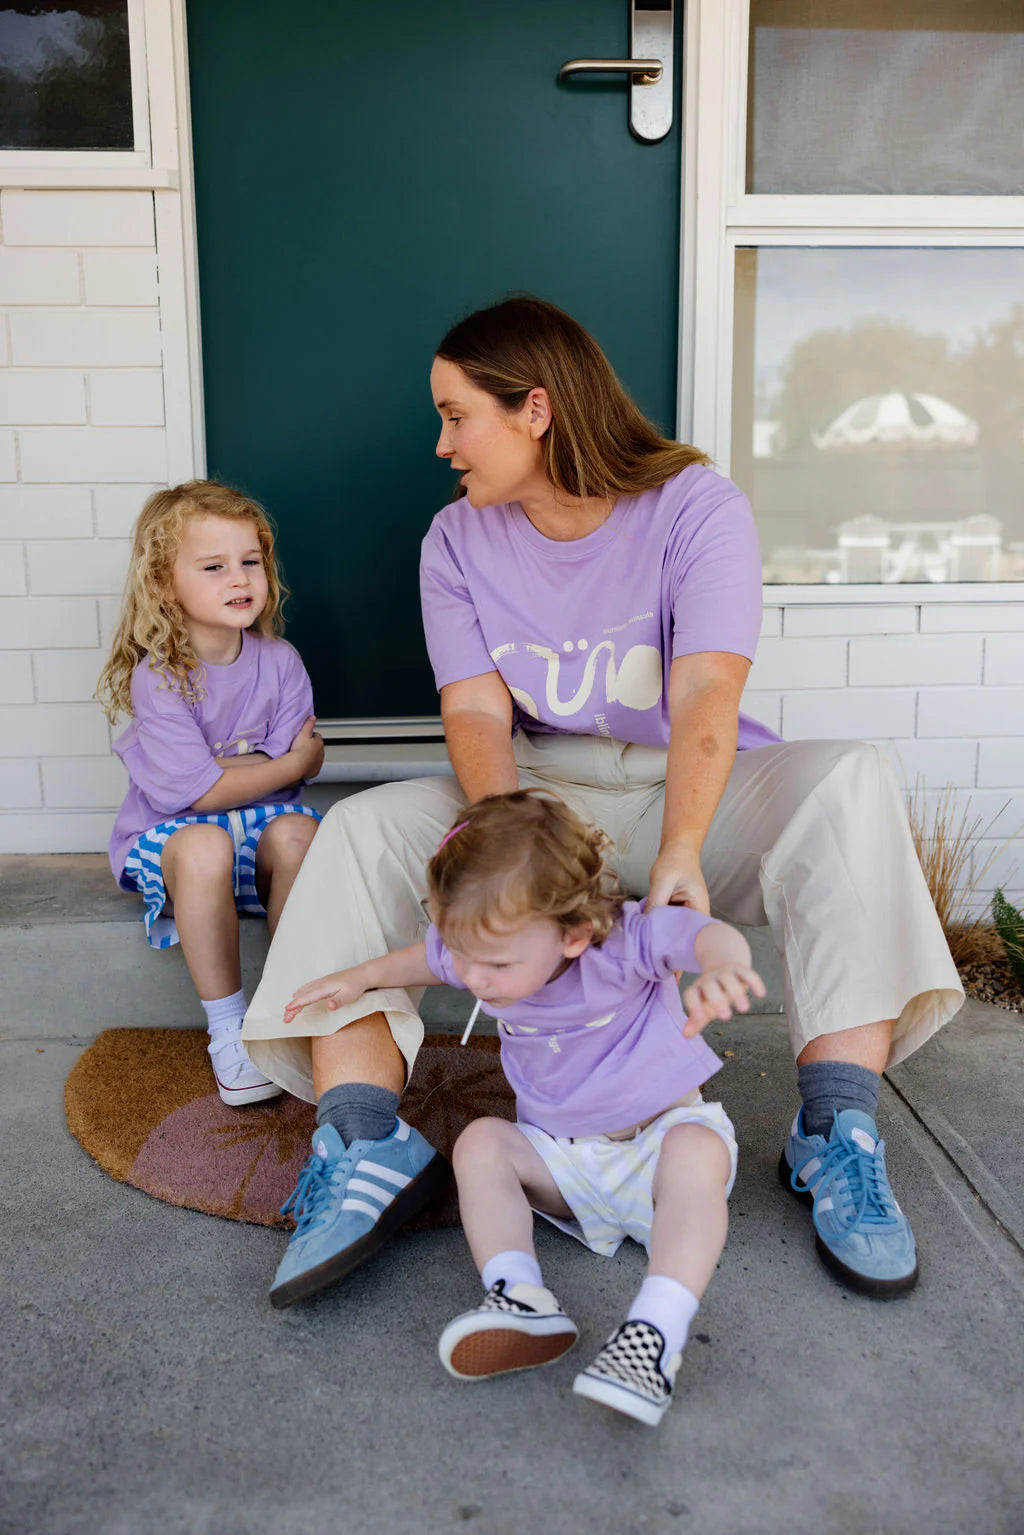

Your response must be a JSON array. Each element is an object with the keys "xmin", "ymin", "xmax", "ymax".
[
  {"xmin": 779, "ymin": 1108, "xmax": 919, "ymax": 1298},
  {"xmin": 270, "ymin": 1118, "xmax": 451, "ymax": 1309}
]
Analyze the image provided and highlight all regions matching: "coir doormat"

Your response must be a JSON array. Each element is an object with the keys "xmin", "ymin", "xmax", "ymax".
[{"xmin": 65, "ymin": 1029, "xmax": 514, "ymax": 1230}]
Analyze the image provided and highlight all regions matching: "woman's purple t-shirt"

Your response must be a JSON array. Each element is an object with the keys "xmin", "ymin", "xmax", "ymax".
[
  {"xmin": 419, "ymin": 464, "xmax": 779, "ymax": 751},
  {"xmin": 425, "ymin": 901, "xmax": 724, "ymax": 1138},
  {"xmin": 108, "ymin": 630, "xmax": 313, "ymax": 883}
]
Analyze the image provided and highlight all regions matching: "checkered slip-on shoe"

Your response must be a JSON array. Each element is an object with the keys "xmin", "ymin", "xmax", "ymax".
[
  {"xmin": 439, "ymin": 1280, "xmax": 579, "ymax": 1380},
  {"xmin": 573, "ymin": 1321, "xmax": 681, "ymax": 1427}
]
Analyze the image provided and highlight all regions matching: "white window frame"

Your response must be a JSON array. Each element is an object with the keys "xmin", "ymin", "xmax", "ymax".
[
  {"xmin": 0, "ymin": 0, "xmax": 155, "ymax": 175},
  {"xmin": 677, "ymin": 0, "xmax": 1024, "ymax": 603},
  {"xmin": 0, "ymin": 0, "xmax": 205, "ymax": 477}
]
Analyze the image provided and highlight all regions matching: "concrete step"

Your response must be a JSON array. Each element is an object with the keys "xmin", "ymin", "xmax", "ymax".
[{"xmin": 0, "ymin": 853, "xmax": 786, "ymax": 1041}]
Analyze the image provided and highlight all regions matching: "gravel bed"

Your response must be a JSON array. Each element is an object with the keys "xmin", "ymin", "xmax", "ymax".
[{"xmin": 958, "ymin": 957, "xmax": 1024, "ymax": 1014}]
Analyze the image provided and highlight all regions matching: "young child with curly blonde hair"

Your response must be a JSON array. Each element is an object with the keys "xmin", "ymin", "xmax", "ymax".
[
  {"xmin": 98, "ymin": 480, "xmax": 324, "ymax": 1106},
  {"xmin": 283, "ymin": 789, "xmax": 763, "ymax": 1426}
]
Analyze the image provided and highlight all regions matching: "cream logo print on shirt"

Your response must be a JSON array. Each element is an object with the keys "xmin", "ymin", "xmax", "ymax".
[{"xmin": 490, "ymin": 635, "xmax": 662, "ymax": 722}]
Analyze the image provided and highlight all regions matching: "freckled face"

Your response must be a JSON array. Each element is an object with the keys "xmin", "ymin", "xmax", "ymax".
[
  {"xmin": 443, "ymin": 916, "xmax": 588, "ymax": 1008},
  {"xmin": 430, "ymin": 357, "xmax": 547, "ymax": 510}
]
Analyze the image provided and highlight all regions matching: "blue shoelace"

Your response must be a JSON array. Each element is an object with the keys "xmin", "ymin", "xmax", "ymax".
[
  {"xmin": 280, "ymin": 1146, "xmax": 356, "ymax": 1239},
  {"xmin": 792, "ymin": 1123, "xmax": 900, "ymax": 1237}
]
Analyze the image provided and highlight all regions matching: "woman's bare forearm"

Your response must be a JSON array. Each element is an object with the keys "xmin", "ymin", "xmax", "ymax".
[
  {"xmin": 443, "ymin": 707, "xmax": 518, "ymax": 802},
  {"xmin": 661, "ymin": 687, "xmax": 738, "ymax": 853}
]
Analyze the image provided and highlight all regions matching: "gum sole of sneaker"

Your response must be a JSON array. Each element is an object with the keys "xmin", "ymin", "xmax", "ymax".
[
  {"xmin": 572, "ymin": 1372, "xmax": 668, "ymax": 1427},
  {"xmin": 269, "ymin": 1151, "xmax": 452, "ymax": 1309},
  {"xmin": 445, "ymin": 1325, "xmax": 577, "ymax": 1379},
  {"xmin": 777, "ymin": 1151, "xmax": 920, "ymax": 1299}
]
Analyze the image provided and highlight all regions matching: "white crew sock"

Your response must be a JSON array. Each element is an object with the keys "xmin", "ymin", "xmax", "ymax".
[
  {"xmin": 627, "ymin": 1275, "xmax": 700, "ymax": 1361},
  {"xmin": 201, "ymin": 989, "xmax": 248, "ymax": 1036},
  {"xmin": 481, "ymin": 1250, "xmax": 543, "ymax": 1294}
]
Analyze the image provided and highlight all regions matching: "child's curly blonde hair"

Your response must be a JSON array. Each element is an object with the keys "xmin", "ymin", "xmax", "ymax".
[
  {"xmin": 96, "ymin": 480, "xmax": 287, "ymax": 722},
  {"xmin": 427, "ymin": 789, "xmax": 625, "ymax": 945}
]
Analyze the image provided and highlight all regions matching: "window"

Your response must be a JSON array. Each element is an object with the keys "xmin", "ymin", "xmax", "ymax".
[
  {"xmin": 0, "ymin": 0, "xmax": 149, "ymax": 162},
  {"xmin": 682, "ymin": 0, "xmax": 1024, "ymax": 590}
]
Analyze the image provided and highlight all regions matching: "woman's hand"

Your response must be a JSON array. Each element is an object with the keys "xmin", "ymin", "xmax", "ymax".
[
  {"xmin": 647, "ymin": 840, "xmax": 710, "ymax": 915},
  {"xmin": 284, "ymin": 966, "xmax": 367, "ymax": 1024},
  {"xmin": 682, "ymin": 963, "xmax": 766, "ymax": 1037}
]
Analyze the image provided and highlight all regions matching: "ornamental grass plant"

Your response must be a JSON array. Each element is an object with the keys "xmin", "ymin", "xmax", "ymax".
[{"xmin": 905, "ymin": 782, "xmax": 1013, "ymax": 970}]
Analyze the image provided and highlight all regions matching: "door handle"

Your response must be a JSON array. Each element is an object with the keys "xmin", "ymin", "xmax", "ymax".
[
  {"xmin": 558, "ymin": 59, "xmax": 663, "ymax": 85},
  {"xmin": 558, "ymin": 2, "xmax": 674, "ymax": 144}
]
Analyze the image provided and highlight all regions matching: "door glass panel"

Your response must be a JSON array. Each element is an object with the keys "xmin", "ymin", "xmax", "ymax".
[
  {"xmin": 0, "ymin": 3, "xmax": 132, "ymax": 150},
  {"xmin": 747, "ymin": 0, "xmax": 1024, "ymax": 194},
  {"xmin": 731, "ymin": 248, "xmax": 1024, "ymax": 584}
]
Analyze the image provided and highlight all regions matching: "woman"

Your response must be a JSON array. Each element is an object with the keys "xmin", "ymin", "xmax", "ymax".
[{"xmin": 244, "ymin": 296, "xmax": 963, "ymax": 1308}]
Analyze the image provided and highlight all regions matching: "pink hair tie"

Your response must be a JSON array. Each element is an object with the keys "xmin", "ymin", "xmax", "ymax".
[{"xmin": 436, "ymin": 819, "xmax": 470, "ymax": 853}]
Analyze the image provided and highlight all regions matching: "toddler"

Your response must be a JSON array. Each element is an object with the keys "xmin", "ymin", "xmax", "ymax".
[
  {"xmin": 98, "ymin": 480, "xmax": 324, "ymax": 1106},
  {"xmin": 284, "ymin": 789, "xmax": 763, "ymax": 1426}
]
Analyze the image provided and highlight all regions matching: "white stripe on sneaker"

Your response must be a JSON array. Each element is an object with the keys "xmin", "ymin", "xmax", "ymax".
[
  {"xmin": 347, "ymin": 1177, "xmax": 397, "ymax": 1204},
  {"xmin": 342, "ymin": 1198, "xmax": 387, "ymax": 1220},
  {"xmin": 357, "ymin": 1160, "xmax": 411, "ymax": 1188}
]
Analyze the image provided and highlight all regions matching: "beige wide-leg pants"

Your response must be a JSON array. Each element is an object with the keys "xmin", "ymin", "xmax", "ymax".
[{"xmin": 243, "ymin": 733, "xmax": 964, "ymax": 1102}]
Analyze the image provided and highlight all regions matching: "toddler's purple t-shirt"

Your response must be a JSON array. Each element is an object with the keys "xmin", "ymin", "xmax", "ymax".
[
  {"xmin": 108, "ymin": 630, "xmax": 313, "ymax": 883},
  {"xmin": 425, "ymin": 901, "xmax": 725, "ymax": 1138},
  {"xmin": 420, "ymin": 464, "xmax": 780, "ymax": 751}
]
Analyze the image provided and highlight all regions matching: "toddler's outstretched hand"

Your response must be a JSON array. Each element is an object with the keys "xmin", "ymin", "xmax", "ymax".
[
  {"xmin": 284, "ymin": 968, "xmax": 365, "ymax": 1024},
  {"xmin": 682, "ymin": 963, "xmax": 765, "ymax": 1037}
]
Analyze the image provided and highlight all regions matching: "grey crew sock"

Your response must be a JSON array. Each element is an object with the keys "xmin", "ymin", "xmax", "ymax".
[
  {"xmin": 316, "ymin": 1083, "xmax": 400, "ymax": 1148},
  {"xmin": 797, "ymin": 1061, "xmax": 881, "ymax": 1139}
]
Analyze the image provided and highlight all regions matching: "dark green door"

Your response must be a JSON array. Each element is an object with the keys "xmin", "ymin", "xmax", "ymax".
[{"xmin": 187, "ymin": 2, "xmax": 684, "ymax": 722}]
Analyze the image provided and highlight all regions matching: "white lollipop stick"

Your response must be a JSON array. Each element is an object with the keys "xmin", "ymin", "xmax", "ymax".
[{"xmin": 460, "ymin": 998, "xmax": 482, "ymax": 1046}]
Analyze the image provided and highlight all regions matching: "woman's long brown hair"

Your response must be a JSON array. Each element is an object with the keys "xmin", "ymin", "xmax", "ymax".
[{"xmin": 436, "ymin": 295, "xmax": 710, "ymax": 501}]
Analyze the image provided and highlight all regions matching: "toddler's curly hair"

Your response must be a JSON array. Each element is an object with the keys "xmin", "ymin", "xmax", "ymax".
[
  {"xmin": 427, "ymin": 789, "xmax": 624, "ymax": 945},
  {"xmin": 96, "ymin": 479, "xmax": 286, "ymax": 722}
]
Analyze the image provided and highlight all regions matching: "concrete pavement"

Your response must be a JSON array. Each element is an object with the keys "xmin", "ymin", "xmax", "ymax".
[{"xmin": 2, "ymin": 857, "xmax": 1023, "ymax": 1535}]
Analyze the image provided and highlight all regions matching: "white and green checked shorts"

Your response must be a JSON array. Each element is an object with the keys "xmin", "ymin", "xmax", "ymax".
[{"xmin": 518, "ymin": 1097, "xmax": 738, "ymax": 1257}]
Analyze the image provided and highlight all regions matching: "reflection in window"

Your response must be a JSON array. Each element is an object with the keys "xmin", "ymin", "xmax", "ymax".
[
  {"xmin": 732, "ymin": 248, "xmax": 1024, "ymax": 583},
  {"xmin": 747, "ymin": 0, "xmax": 1024, "ymax": 195},
  {"xmin": 0, "ymin": 3, "xmax": 132, "ymax": 150}
]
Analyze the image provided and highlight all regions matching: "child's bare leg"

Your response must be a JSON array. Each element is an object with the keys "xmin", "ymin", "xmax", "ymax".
[
  {"xmin": 162, "ymin": 823, "xmax": 240, "ymax": 997},
  {"xmin": 162, "ymin": 822, "xmax": 279, "ymax": 1104},
  {"xmin": 439, "ymin": 1118, "xmax": 579, "ymax": 1380},
  {"xmin": 573, "ymin": 1124, "xmax": 733, "ymax": 1426},
  {"xmin": 254, "ymin": 813, "xmax": 320, "ymax": 937},
  {"xmin": 648, "ymin": 1123, "xmax": 732, "ymax": 1297},
  {"xmin": 454, "ymin": 1117, "xmax": 573, "ymax": 1273}
]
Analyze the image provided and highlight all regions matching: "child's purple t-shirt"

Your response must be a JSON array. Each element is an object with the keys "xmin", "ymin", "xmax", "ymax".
[
  {"xmin": 424, "ymin": 901, "xmax": 725, "ymax": 1138},
  {"xmin": 108, "ymin": 630, "xmax": 313, "ymax": 883},
  {"xmin": 419, "ymin": 464, "xmax": 780, "ymax": 751}
]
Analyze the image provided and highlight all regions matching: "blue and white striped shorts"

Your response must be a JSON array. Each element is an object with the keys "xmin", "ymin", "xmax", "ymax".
[
  {"xmin": 121, "ymin": 803, "xmax": 320, "ymax": 950},
  {"xmin": 518, "ymin": 1096, "xmax": 738, "ymax": 1257}
]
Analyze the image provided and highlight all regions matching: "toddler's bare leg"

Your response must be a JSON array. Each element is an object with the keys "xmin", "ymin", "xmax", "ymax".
[
  {"xmin": 162, "ymin": 824, "xmax": 240, "ymax": 998},
  {"xmin": 649, "ymin": 1124, "xmax": 732, "ymax": 1297},
  {"xmin": 254, "ymin": 813, "xmax": 320, "ymax": 937},
  {"xmin": 453, "ymin": 1117, "xmax": 573, "ymax": 1273}
]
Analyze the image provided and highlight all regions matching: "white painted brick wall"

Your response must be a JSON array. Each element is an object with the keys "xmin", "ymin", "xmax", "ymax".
[{"xmin": 0, "ymin": 186, "xmax": 173, "ymax": 853}]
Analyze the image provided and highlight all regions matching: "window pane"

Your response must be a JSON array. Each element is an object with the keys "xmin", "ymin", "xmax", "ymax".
[
  {"xmin": 748, "ymin": 0, "xmax": 1024, "ymax": 195},
  {"xmin": 731, "ymin": 248, "xmax": 1024, "ymax": 584},
  {"xmin": 0, "ymin": 3, "xmax": 132, "ymax": 150}
]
